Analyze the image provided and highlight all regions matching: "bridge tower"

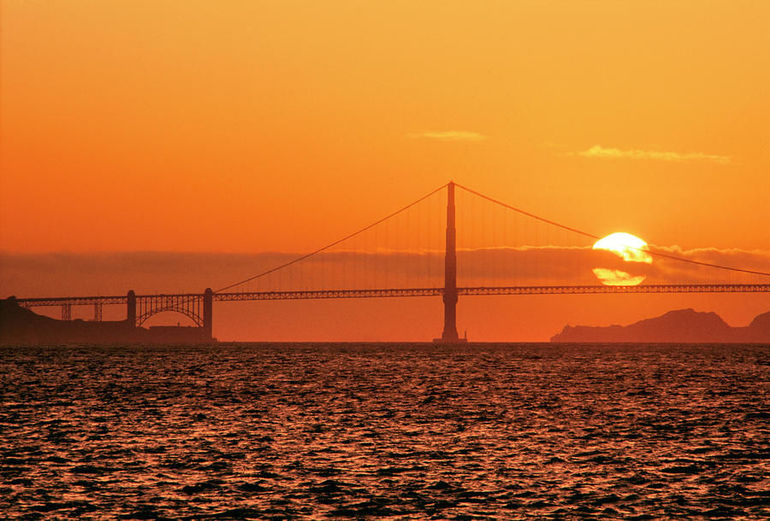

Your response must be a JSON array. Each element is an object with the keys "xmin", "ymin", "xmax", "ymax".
[
  {"xmin": 436, "ymin": 182, "xmax": 466, "ymax": 343},
  {"xmin": 203, "ymin": 288, "xmax": 213, "ymax": 341},
  {"xmin": 127, "ymin": 290, "xmax": 136, "ymax": 327}
]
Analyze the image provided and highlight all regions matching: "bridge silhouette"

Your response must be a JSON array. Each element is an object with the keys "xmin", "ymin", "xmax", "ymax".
[{"xmin": 14, "ymin": 182, "xmax": 770, "ymax": 342}]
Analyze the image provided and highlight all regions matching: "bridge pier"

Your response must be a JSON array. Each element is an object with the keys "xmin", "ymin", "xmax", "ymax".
[
  {"xmin": 127, "ymin": 290, "xmax": 136, "ymax": 327},
  {"xmin": 435, "ymin": 182, "xmax": 466, "ymax": 343},
  {"xmin": 203, "ymin": 288, "xmax": 213, "ymax": 341},
  {"xmin": 61, "ymin": 303, "xmax": 72, "ymax": 321}
]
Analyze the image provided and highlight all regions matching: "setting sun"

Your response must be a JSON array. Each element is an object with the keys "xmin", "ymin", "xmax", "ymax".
[{"xmin": 592, "ymin": 232, "xmax": 653, "ymax": 286}]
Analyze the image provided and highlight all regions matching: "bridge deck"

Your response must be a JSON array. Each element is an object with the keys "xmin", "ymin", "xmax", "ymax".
[{"xmin": 13, "ymin": 284, "xmax": 770, "ymax": 307}]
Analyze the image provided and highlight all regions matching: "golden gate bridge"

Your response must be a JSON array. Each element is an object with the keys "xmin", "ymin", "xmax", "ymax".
[{"xmin": 13, "ymin": 182, "xmax": 770, "ymax": 342}]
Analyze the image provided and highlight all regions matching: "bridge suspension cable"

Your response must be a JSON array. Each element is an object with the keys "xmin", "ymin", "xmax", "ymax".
[
  {"xmin": 215, "ymin": 183, "xmax": 447, "ymax": 293},
  {"xmin": 455, "ymin": 182, "xmax": 770, "ymax": 278}
]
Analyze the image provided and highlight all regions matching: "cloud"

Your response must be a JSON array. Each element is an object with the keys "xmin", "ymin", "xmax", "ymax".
[
  {"xmin": 578, "ymin": 145, "xmax": 730, "ymax": 164},
  {"xmin": 3, "ymin": 246, "xmax": 769, "ymax": 300},
  {"xmin": 407, "ymin": 130, "xmax": 487, "ymax": 142},
  {"xmin": 644, "ymin": 246, "xmax": 770, "ymax": 281}
]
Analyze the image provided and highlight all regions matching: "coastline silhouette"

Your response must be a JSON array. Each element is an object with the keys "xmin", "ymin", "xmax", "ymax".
[{"xmin": 552, "ymin": 308, "xmax": 770, "ymax": 343}]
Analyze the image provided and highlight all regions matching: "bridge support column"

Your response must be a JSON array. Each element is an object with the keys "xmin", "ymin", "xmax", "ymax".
[
  {"xmin": 203, "ymin": 288, "xmax": 213, "ymax": 341},
  {"xmin": 435, "ymin": 181, "xmax": 465, "ymax": 343},
  {"xmin": 127, "ymin": 290, "xmax": 136, "ymax": 327}
]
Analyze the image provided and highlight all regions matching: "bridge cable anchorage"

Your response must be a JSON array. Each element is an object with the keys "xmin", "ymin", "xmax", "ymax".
[
  {"xmin": 454, "ymin": 182, "xmax": 770, "ymax": 279},
  {"xmin": 215, "ymin": 182, "xmax": 449, "ymax": 293}
]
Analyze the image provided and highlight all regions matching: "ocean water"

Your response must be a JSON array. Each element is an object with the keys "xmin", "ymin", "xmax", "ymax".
[{"xmin": 1, "ymin": 343, "xmax": 769, "ymax": 519}]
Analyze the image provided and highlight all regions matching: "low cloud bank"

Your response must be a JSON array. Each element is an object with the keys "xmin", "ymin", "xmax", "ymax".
[{"xmin": 2, "ymin": 246, "xmax": 769, "ymax": 298}]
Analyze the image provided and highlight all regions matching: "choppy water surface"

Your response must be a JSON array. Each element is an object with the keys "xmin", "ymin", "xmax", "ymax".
[{"xmin": 1, "ymin": 344, "xmax": 769, "ymax": 519}]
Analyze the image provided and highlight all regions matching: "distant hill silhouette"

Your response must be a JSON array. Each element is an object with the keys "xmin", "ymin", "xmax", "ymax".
[{"xmin": 551, "ymin": 308, "xmax": 770, "ymax": 343}]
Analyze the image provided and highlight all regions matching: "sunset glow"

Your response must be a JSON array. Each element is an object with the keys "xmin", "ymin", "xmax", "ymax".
[
  {"xmin": 2, "ymin": 4, "xmax": 770, "ymax": 517},
  {"xmin": 1, "ymin": 1, "xmax": 769, "ymax": 341}
]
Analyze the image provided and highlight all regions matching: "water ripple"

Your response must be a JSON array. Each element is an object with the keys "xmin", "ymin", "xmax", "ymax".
[{"xmin": 1, "ymin": 343, "xmax": 769, "ymax": 519}]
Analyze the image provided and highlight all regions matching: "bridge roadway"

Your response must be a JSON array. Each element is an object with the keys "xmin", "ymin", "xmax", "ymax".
[{"xmin": 15, "ymin": 283, "xmax": 770, "ymax": 308}]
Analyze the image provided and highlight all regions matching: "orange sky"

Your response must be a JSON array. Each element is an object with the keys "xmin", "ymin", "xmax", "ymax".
[{"xmin": 1, "ymin": 1, "xmax": 769, "ymax": 340}]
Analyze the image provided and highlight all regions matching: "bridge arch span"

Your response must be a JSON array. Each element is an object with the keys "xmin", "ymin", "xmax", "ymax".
[
  {"xmin": 136, "ymin": 295, "xmax": 205, "ymax": 328},
  {"xmin": 137, "ymin": 307, "xmax": 203, "ymax": 327}
]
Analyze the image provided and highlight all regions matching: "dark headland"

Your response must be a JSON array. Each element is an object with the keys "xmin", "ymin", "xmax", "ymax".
[
  {"xmin": 0, "ymin": 298, "xmax": 213, "ymax": 345},
  {"xmin": 552, "ymin": 308, "xmax": 770, "ymax": 343}
]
